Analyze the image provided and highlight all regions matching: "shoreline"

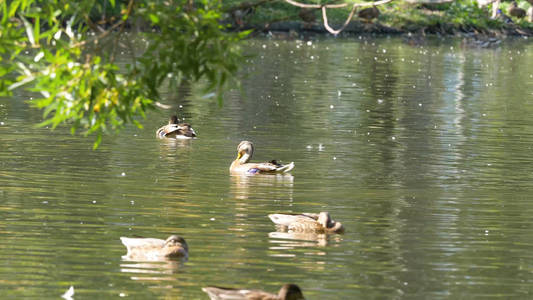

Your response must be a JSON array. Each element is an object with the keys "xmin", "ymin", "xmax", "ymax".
[{"xmin": 237, "ymin": 20, "xmax": 533, "ymax": 38}]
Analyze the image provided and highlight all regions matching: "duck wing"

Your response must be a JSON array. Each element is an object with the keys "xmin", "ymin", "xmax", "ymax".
[
  {"xmin": 156, "ymin": 124, "xmax": 181, "ymax": 138},
  {"xmin": 202, "ymin": 287, "xmax": 276, "ymax": 300},
  {"xmin": 120, "ymin": 237, "xmax": 165, "ymax": 251},
  {"xmin": 175, "ymin": 123, "xmax": 197, "ymax": 138},
  {"xmin": 249, "ymin": 161, "xmax": 294, "ymax": 174},
  {"xmin": 268, "ymin": 213, "xmax": 316, "ymax": 227},
  {"xmin": 157, "ymin": 123, "xmax": 196, "ymax": 138}
]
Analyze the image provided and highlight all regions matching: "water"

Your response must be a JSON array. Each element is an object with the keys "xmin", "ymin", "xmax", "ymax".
[{"xmin": 2, "ymin": 36, "xmax": 533, "ymax": 299}]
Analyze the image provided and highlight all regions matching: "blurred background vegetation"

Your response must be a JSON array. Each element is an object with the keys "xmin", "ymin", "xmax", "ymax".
[{"xmin": 219, "ymin": 0, "xmax": 533, "ymax": 33}]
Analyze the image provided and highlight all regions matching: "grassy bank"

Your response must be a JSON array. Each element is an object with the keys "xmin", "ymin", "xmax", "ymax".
[{"xmin": 221, "ymin": 0, "xmax": 533, "ymax": 36}]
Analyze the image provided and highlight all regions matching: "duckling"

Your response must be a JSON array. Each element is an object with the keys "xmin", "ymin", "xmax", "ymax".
[
  {"xmin": 202, "ymin": 283, "xmax": 305, "ymax": 300},
  {"xmin": 120, "ymin": 235, "xmax": 188, "ymax": 261},
  {"xmin": 156, "ymin": 115, "xmax": 196, "ymax": 139},
  {"xmin": 268, "ymin": 211, "xmax": 344, "ymax": 234},
  {"xmin": 358, "ymin": 5, "xmax": 380, "ymax": 23},
  {"xmin": 230, "ymin": 141, "xmax": 295, "ymax": 175},
  {"xmin": 509, "ymin": 1, "xmax": 526, "ymax": 18}
]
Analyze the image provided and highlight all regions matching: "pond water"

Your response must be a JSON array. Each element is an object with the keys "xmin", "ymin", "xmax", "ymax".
[{"xmin": 3, "ymin": 35, "xmax": 533, "ymax": 299}]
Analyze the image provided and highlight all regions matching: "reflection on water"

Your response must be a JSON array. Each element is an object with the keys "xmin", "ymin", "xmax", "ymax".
[
  {"xmin": 268, "ymin": 231, "xmax": 331, "ymax": 247},
  {"xmin": 157, "ymin": 137, "xmax": 195, "ymax": 152},
  {"xmin": 3, "ymin": 36, "xmax": 533, "ymax": 298},
  {"xmin": 230, "ymin": 174, "xmax": 294, "ymax": 201},
  {"xmin": 120, "ymin": 260, "xmax": 184, "ymax": 282}
]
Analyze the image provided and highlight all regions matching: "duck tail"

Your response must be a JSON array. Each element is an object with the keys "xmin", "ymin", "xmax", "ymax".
[
  {"xmin": 277, "ymin": 162, "xmax": 295, "ymax": 173},
  {"xmin": 268, "ymin": 213, "xmax": 292, "ymax": 226}
]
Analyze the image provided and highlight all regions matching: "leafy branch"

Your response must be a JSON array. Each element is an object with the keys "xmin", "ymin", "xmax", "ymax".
[{"xmin": 0, "ymin": 0, "xmax": 248, "ymax": 148}]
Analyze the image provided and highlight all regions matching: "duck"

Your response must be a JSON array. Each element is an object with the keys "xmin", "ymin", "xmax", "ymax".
[
  {"xmin": 202, "ymin": 283, "xmax": 305, "ymax": 300},
  {"xmin": 229, "ymin": 141, "xmax": 295, "ymax": 175},
  {"xmin": 298, "ymin": 8, "xmax": 317, "ymax": 24},
  {"xmin": 120, "ymin": 235, "xmax": 188, "ymax": 261},
  {"xmin": 509, "ymin": 1, "xmax": 526, "ymax": 18},
  {"xmin": 358, "ymin": 5, "xmax": 380, "ymax": 23},
  {"xmin": 156, "ymin": 115, "xmax": 196, "ymax": 139},
  {"xmin": 268, "ymin": 211, "xmax": 344, "ymax": 234},
  {"xmin": 230, "ymin": 2, "xmax": 255, "ymax": 28}
]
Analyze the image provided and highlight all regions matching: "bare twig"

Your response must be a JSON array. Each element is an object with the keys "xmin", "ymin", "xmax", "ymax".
[
  {"xmin": 284, "ymin": 0, "xmax": 394, "ymax": 35},
  {"xmin": 73, "ymin": 0, "xmax": 134, "ymax": 49},
  {"xmin": 72, "ymin": 19, "xmax": 124, "ymax": 48},
  {"xmin": 154, "ymin": 101, "xmax": 172, "ymax": 109},
  {"xmin": 322, "ymin": 5, "xmax": 357, "ymax": 35},
  {"xmin": 111, "ymin": 0, "xmax": 135, "ymax": 62},
  {"xmin": 284, "ymin": 0, "xmax": 347, "ymax": 9}
]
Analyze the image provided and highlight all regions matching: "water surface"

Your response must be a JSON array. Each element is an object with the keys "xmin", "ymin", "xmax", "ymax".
[{"xmin": 2, "ymin": 36, "xmax": 533, "ymax": 299}]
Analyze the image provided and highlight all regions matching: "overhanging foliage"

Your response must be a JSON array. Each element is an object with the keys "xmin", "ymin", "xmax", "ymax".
[{"xmin": 0, "ymin": 0, "xmax": 248, "ymax": 148}]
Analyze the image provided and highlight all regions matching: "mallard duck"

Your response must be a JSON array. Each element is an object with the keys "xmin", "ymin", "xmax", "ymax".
[
  {"xmin": 156, "ymin": 115, "xmax": 196, "ymax": 139},
  {"xmin": 230, "ymin": 141, "xmax": 295, "ymax": 175},
  {"xmin": 298, "ymin": 8, "xmax": 316, "ymax": 24},
  {"xmin": 358, "ymin": 6, "xmax": 380, "ymax": 23},
  {"xmin": 509, "ymin": 1, "xmax": 526, "ymax": 18},
  {"xmin": 268, "ymin": 212, "xmax": 344, "ymax": 234},
  {"xmin": 120, "ymin": 235, "xmax": 188, "ymax": 261},
  {"xmin": 202, "ymin": 283, "xmax": 305, "ymax": 300}
]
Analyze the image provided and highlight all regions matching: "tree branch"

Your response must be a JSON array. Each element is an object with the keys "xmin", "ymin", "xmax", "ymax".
[
  {"xmin": 284, "ymin": 0, "xmax": 394, "ymax": 35},
  {"xmin": 111, "ymin": 0, "xmax": 135, "ymax": 62},
  {"xmin": 283, "ymin": 0, "xmax": 347, "ymax": 8}
]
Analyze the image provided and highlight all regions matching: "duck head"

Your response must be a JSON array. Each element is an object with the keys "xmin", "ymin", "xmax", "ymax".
[
  {"xmin": 169, "ymin": 115, "xmax": 180, "ymax": 125},
  {"xmin": 236, "ymin": 141, "xmax": 254, "ymax": 163},
  {"xmin": 164, "ymin": 235, "xmax": 188, "ymax": 252},
  {"xmin": 278, "ymin": 284, "xmax": 305, "ymax": 300},
  {"xmin": 318, "ymin": 212, "xmax": 344, "ymax": 233},
  {"xmin": 317, "ymin": 212, "xmax": 332, "ymax": 227}
]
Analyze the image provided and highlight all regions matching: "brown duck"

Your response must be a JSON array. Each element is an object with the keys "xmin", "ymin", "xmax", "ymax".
[
  {"xmin": 202, "ymin": 283, "xmax": 305, "ymax": 300},
  {"xmin": 268, "ymin": 211, "xmax": 344, "ymax": 234},
  {"xmin": 358, "ymin": 5, "xmax": 380, "ymax": 23},
  {"xmin": 230, "ymin": 141, "xmax": 294, "ymax": 175},
  {"xmin": 298, "ymin": 8, "xmax": 316, "ymax": 24},
  {"xmin": 120, "ymin": 235, "xmax": 188, "ymax": 261},
  {"xmin": 156, "ymin": 115, "xmax": 196, "ymax": 139},
  {"xmin": 509, "ymin": 1, "xmax": 526, "ymax": 18}
]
